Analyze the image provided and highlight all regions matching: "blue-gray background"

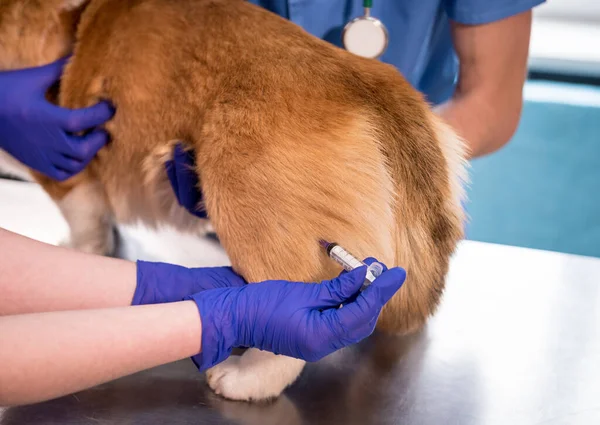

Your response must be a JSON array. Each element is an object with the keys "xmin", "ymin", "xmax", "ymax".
[{"xmin": 464, "ymin": 80, "xmax": 600, "ymax": 258}]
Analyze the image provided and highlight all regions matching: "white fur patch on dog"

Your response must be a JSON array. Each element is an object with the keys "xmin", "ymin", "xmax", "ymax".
[
  {"xmin": 206, "ymin": 349, "xmax": 306, "ymax": 402},
  {"xmin": 431, "ymin": 114, "xmax": 470, "ymax": 221}
]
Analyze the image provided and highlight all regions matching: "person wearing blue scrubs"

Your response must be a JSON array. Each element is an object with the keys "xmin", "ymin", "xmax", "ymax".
[{"xmin": 250, "ymin": 0, "xmax": 545, "ymax": 158}]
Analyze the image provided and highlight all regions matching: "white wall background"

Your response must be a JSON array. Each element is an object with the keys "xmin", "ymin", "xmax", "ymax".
[
  {"xmin": 534, "ymin": 0, "xmax": 600, "ymax": 23},
  {"xmin": 529, "ymin": 0, "xmax": 600, "ymax": 77}
]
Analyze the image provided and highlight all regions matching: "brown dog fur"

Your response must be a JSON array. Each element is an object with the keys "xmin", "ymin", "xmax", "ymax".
[{"xmin": 0, "ymin": 0, "xmax": 467, "ymax": 400}]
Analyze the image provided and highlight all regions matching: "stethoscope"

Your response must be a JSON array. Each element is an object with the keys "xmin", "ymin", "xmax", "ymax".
[{"xmin": 342, "ymin": 0, "xmax": 388, "ymax": 59}]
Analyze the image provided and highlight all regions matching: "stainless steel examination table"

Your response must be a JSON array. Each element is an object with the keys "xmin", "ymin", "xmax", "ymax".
[{"xmin": 1, "ymin": 179, "xmax": 599, "ymax": 425}]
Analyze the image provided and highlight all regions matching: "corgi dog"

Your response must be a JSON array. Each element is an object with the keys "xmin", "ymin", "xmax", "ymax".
[{"xmin": 0, "ymin": 0, "xmax": 468, "ymax": 401}]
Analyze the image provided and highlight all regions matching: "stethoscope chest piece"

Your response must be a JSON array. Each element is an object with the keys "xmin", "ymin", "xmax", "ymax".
[{"xmin": 342, "ymin": 2, "xmax": 388, "ymax": 59}]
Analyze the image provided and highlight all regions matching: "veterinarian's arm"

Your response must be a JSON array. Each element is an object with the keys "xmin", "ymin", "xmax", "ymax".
[
  {"xmin": 0, "ymin": 227, "xmax": 137, "ymax": 315},
  {"xmin": 435, "ymin": 10, "xmax": 533, "ymax": 158},
  {"xmin": 0, "ymin": 301, "xmax": 202, "ymax": 406},
  {"xmin": 0, "ymin": 227, "xmax": 245, "ymax": 315}
]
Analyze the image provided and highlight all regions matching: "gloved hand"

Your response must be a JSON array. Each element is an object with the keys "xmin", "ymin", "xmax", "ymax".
[
  {"xmin": 187, "ymin": 258, "xmax": 406, "ymax": 370},
  {"xmin": 165, "ymin": 143, "xmax": 207, "ymax": 218},
  {"xmin": 133, "ymin": 261, "xmax": 246, "ymax": 305},
  {"xmin": 0, "ymin": 57, "xmax": 114, "ymax": 181}
]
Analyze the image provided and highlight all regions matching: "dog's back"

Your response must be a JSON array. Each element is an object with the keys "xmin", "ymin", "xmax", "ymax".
[{"xmin": 0, "ymin": 0, "xmax": 467, "ymax": 400}]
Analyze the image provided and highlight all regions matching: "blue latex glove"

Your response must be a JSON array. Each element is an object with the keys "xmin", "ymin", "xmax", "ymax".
[
  {"xmin": 187, "ymin": 258, "xmax": 407, "ymax": 370},
  {"xmin": 165, "ymin": 143, "xmax": 207, "ymax": 218},
  {"xmin": 0, "ymin": 57, "xmax": 114, "ymax": 181},
  {"xmin": 133, "ymin": 261, "xmax": 246, "ymax": 305}
]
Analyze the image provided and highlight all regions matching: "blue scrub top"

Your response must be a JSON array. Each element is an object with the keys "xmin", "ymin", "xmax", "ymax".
[{"xmin": 248, "ymin": 0, "xmax": 545, "ymax": 105}]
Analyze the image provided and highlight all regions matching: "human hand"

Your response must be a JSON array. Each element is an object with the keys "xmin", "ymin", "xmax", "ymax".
[
  {"xmin": 165, "ymin": 143, "xmax": 207, "ymax": 218},
  {"xmin": 132, "ymin": 261, "xmax": 247, "ymax": 306},
  {"xmin": 187, "ymin": 259, "xmax": 407, "ymax": 371},
  {"xmin": 0, "ymin": 57, "xmax": 114, "ymax": 181}
]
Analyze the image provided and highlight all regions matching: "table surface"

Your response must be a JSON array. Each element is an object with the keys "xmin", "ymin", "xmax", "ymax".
[{"xmin": 1, "ymin": 179, "xmax": 599, "ymax": 425}]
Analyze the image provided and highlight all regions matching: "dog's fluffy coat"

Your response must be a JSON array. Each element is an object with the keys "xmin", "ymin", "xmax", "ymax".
[{"xmin": 0, "ymin": 0, "xmax": 468, "ymax": 401}]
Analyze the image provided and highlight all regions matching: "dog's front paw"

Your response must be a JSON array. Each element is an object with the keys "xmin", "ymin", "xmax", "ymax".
[{"xmin": 206, "ymin": 349, "xmax": 305, "ymax": 402}]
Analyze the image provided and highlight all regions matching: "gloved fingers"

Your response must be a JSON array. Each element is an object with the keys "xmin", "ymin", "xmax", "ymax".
[
  {"xmin": 363, "ymin": 257, "xmax": 388, "ymax": 272},
  {"xmin": 29, "ymin": 56, "xmax": 70, "ymax": 90},
  {"xmin": 54, "ymin": 101, "xmax": 115, "ymax": 134},
  {"xmin": 333, "ymin": 257, "xmax": 388, "ymax": 305},
  {"xmin": 173, "ymin": 144, "xmax": 202, "ymax": 207},
  {"xmin": 315, "ymin": 308, "xmax": 378, "ymax": 356},
  {"xmin": 166, "ymin": 145, "xmax": 190, "ymax": 207},
  {"xmin": 169, "ymin": 143, "xmax": 207, "ymax": 218},
  {"xmin": 360, "ymin": 267, "xmax": 406, "ymax": 311},
  {"xmin": 66, "ymin": 130, "xmax": 109, "ymax": 162},
  {"xmin": 329, "ymin": 267, "xmax": 406, "ymax": 331},
  {"xmin": 50, "ymin": 152, "xmax": 85, "ymax": 174},
  {"xmin": 316, "ymin": 266, "xmax": 368, "ymax": 307},
  {"xmin": 338, "ymin": 259, "xmax": 389, "ymax": 307},
  {"xmin": 173, "ymin": 143, "xmax": 194, "ymax": 166},
  {"xmin": 50, "ymin": 167, "xmax": 72, "ymax": 182},
  {"xmin": 336, "ymin": 257, "xmax": 387, "ymax": 277},
  {"xmin": 345, "ymin": 315, "xmax": 379, "ymax": 344},
  {"xmin": 26, "ymin": 149, "xmax": 72, "ymax": 181},
  {"xmin": 165, "ymin": 157, "xmax": 182, "ymax": 205}
]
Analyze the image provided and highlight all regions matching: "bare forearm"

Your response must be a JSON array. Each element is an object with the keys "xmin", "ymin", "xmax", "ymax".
[
  {"xmin": 0, "ymin": 227, "xmax": 136, "ymax": 315},
  {"xmin": 435, "ymin": 92, "xmax": 520, "ymax": 159},
  {"xmin": 0, "ymin": 301, "xmax": 201, "ymax": 406},
  {"xmin": 436, "ymin": 11, "xmax": 532, "ymax": 159}
]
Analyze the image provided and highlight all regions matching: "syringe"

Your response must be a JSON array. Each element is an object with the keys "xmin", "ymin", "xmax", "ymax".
[{"xmin": 319, "ymin": 240, "xmax": 384, "ymax": 291}]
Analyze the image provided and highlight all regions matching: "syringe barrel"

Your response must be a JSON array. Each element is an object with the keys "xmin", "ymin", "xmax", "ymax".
[
  {"xmin": 327, "ymin": 243, "xmax": 383, "ymax": 290},
  {"xmin": 328, "ymin": 244, "xmax": 364, "ymax": 271}
]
